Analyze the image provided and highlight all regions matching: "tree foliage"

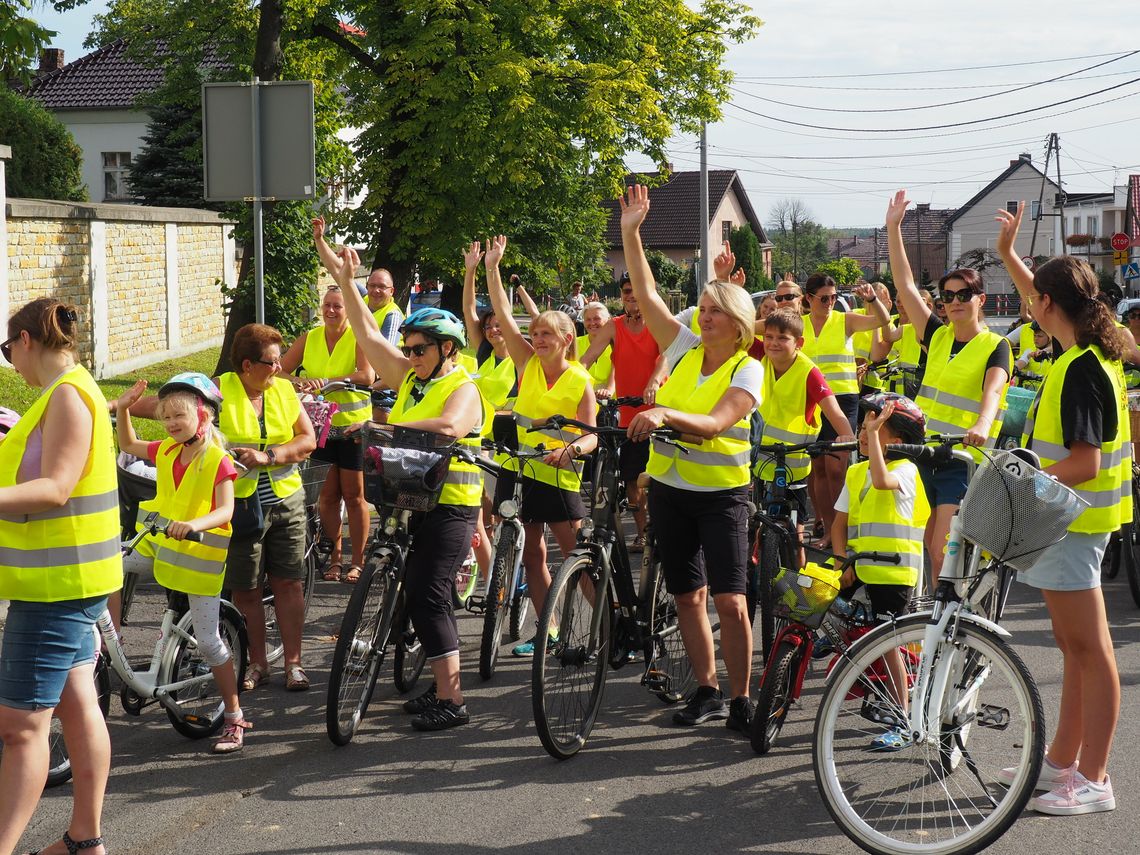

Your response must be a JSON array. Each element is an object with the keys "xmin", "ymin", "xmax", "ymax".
[
  {"xmin": 815, "ymin": 257, "xmax": 864, "ymax": 286},
  {"xmin": 767, "ymin": 197, "xmax": 828, "ymax": 281},
  {"xmin": 0, "ymin": 88, "xmax": 86, "ymax": 200},
  {"xmin": 127, "ymin": 101, "xmax": 216, "ymax": 208},
  {"xmin": 727, "ymin": 224, "xmax": 769, "ymax": 291},
  {"xmin": 645, "ymin": 249, "xmax": 688, "ymax": 294},
  {"xmin": 0, "ymin": 0, "xmax": 55, "ymax": 84}
]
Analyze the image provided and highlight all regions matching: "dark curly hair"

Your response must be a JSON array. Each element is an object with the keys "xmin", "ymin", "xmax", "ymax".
[{"xmin": 1033, "ymin": 256, "xmax": 1127, "ymax": 361}]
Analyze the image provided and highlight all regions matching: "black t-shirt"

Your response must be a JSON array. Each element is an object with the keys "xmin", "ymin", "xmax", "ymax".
[
  {"xmin": 1054, "ymin": 349, "xmax": 1118, "ymax": 448},
  {"xmin": 919, "ymin": 316, "xmax": 1011, "ymax": 376}
]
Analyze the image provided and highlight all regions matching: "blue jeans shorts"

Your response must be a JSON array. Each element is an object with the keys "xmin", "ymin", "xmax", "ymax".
[
  {"xmin": 0, "ymin": 596, "xmax": 107, "ymax": 710},
  {"xmin": 1018, "ymin": 530, "xmax": 1108, "ymax": 592}
]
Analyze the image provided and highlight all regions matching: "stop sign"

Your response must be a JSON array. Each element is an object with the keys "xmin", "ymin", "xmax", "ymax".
[{"xmin": 1111, "ymin": 232, "xmax": 1130, "ymax": 252}]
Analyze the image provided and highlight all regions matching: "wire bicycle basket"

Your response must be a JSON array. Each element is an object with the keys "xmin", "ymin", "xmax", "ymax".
[
  {"xmin": 957, "ymin": 449, "xmax": 1089, "ymax": 572},
  {"xmin": 362, "ymin": 424, "xmax": 456, "ymax": 513},
  {"xmin": 772, "ymin": 562, "xmax": 842, "ymax": 629}
]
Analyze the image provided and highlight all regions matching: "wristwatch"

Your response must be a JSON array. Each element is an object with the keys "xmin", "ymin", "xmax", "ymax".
[
  {"xmin": 266, "ymin": 448, "xmax": 277, "ymax": 465},
  {"xmin": 571, "ymin": 443, "xmax": 583, "ymax": 459}
]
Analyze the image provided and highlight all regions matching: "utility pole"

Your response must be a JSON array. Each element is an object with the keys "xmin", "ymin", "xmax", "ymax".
[
  {"xmin": 916, "ymin": 206, "xmax": 924, "ymax": 285},
  {"xmin": 1054, "ymin": 133, "xmax": 1067, "ymax": 246},
  {"xmin": 699, "ymin": 123, "xmax": 709, "ymax": 287},
  {"xmin": 792, "ymin": 218, "xmax": 798, "ymax": 279}
]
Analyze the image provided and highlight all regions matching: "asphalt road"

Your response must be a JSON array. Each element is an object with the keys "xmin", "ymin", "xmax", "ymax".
[{"xmin": 14, "ymin": 545, "xmax": 1140, "ymax": 855}]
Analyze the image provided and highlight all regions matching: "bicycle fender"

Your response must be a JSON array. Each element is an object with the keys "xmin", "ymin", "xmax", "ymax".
[{"xmin": 953, "ymin": 611, "xmax": 1011, "ymax": 639}]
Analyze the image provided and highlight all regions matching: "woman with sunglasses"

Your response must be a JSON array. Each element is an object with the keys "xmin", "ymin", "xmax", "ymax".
[
  {"xmin": 886, "ymin": 190, "xmax": 1011, "ymax": 584},
  {"xmin": 0, "ymin": 299, "xmax": 119, "ymax": 855},
  {"xmin": 280, "ymin": 286, "xmax": 375, "ymax": 584},
  {"xmin": 801, "ymin": 274, "xmax": 890, "ymax": 547},
  {"xmin": 327, "ymin": 246, "xmax": 487, "ymax": 730},
  {"xmin": 995, "ymin": 203, "xmax": 1125, "ymax": 816}
]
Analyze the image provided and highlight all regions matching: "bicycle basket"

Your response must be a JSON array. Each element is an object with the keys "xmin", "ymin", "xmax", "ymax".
[
  {"xmin": 1000, "ymin": 386, "xmax": 1036, "ymax": 440},
  {"xmin": 957, "ymin": 449, "xmax": 1089, "ymax": 572},
  {"xmin": 300, "ymin": 458, "xmax": 333, "ymax": 506},
  {"xmin": 301, "ymin": 398, "xmax": 339, "ymax": 448},
  {"xmin": 362, "ymin": 424, "xmax": 456, "ymax": 512},
  {"xmin": 772, "ymin": 562, "xmax": 842, "ymax": 629}
]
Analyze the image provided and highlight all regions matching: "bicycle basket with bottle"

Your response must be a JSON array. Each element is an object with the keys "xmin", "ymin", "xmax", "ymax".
[
  {"xmin": 771, "ymin": 562, "xmax": 842, "ymax": 629},
  {"xmin": 362, "ymin": 424, "xmax": 455, "ymax": 512}
]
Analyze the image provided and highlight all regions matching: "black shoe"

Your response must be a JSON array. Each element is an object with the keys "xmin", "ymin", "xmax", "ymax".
[
  {"xmin": 726, "ymin": 696, "xmax": 755, "ymax": 734},
  {"xmin": 673, "ymin": 686, "xmax": 728, "ymax": 726},
  {"xmin": 411, "ymin": 699, "xmax": 471, "ymax": 731},
  {"xmin": 401, "ymin": 682, "xmax": 438, "ymax": 714}
]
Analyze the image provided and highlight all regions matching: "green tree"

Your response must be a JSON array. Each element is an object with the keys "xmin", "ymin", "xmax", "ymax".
[
  {"xmin": 0, "ymin": 88, "xmax": 85, "ymax": 200},
  {"xmin": 0, "ymin": 1, "xmax": 55, "ymax": 84},
  {"xmin": 767, "ymin": 197, "xmax": 828, "ymax": 280},
  {"xmin": 728, "ymin": 224, "xmax": 769, "ymax": 291},
  {"xmin": 816, "ymin": 257, "xmax": 864, "ymax": 286},
  {"xmin": 127, "ymin": 102, "xmax": 215, "ymax": 208},
  {"xmin": 646, "ymin": 250, "xmax": 688, "ymax": 294}
]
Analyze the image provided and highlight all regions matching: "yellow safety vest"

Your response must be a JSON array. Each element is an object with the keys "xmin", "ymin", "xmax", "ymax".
[
  {"xmin": 889, "ymin": 323, "xmax": 924, "ymax": 396},
  {"xmin": 475, "ymin": 352, "xmax": 516, "ymax": 411},
  {"xmin": 852, "ymin": 310, "xmax": 886, "ymax": 391},
  {"xmin": 372, "ymin": 300, "xmax": 403, "ymax": 335},
  {"xmin": 218, "ymin": 373, "xmax": 304, "ymax": 500},
  {"xmin": 389, "ymin": 366, "xmax": 486, "ymax": 507},
  {"xmin": 300, "ymin": 325, "xmax": 369, "ymax": 428},
  {"xmin": 915, "ymin": 325, "xmax": 1010, "ymax": 463},
  {"xmin": 689, "ymin": 309, "xmax": 702, "ymax": 335},
  {"xmin": 136, "ymin": 439, "xmax": 231, "ymax": 597},
  {"xmin": 456, "ymin": 350, "xmax": 479, "ymax": 377},
  {"xmin": 1022, "ymin": 345, "xmax": 1130, "ymax": 534},
  {"xmin": 844, "ymin": 458, "xmax": 931, "ymax": 587},
  {"xmin": 647, "ymin": 346, "xmax": 755, "ymax": 489},
  {"xmin": 754, "ymin": 351, "xmax": 819, "ymax": 483},
  {"xmin": 802, "ymin": 311, "xmax": 858, "ymax": 395},
  {"xmin": 509, "ymin": 356, "xmax": 591, "ymax": 491},
  {"xmin": 1017, "ymin": 323, "xmax": 1035, "ymax": 360},
  {"xmin": 1022, "ymin": 354, "xmax": 1052, "ymax": 389},
  {"xmin": 576, "ymin": 334, "xmax": 613, "ymax": 388},
  {"xmin": 0, "ymin": 365, "xmax": 122, "ymax": 602}
]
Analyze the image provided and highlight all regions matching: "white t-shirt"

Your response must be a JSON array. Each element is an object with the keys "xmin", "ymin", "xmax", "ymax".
[{"xmin": 834, "ymin": 460, "xmax": 920, "ymax": 523}]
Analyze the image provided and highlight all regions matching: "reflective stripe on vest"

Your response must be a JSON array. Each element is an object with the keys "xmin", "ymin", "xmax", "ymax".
[
  {"xmin": 0, "ymin": 365, "xmax": 123, "ymax": 602},
  {"xmin": 218, "ymin": 373, "xmax": 304, "ymax": 500},
  {"xmin": 372, "ymin": 300, "xmax": 403, "ymax": 336},
  {"xmin": 914, "ymin": 325, "xmax": 1009, "ymax": 463},
  {"xmin": 389, "ymin": 366, "xmax": 487, "ymax": 506},
  {"xmin": 301, "ymin": 325, "xmax": 370, "ymax": 426},
  {"xmin": 647, "ymin": 347, "xmax": 755, "ymax": 489},
  {"xmin": 1022, "ymin": 344, "xmax": 1129, "ymax": 533},
  {"xmin": 508, "ymin": 357, "xmax": 591, "ymax": 492},
  {"xmin": 754, "ymin": 351, "xmax": 819, "ymax": 483},
  {"xmin": 844, "ymin": 459, "xmax": 930, "ymax": 586},
  {"xmin": 576, "ymin": 335, "xmax": 612, "ymax": 388},
  {"xmin": 802, "ymin": 311, "xmax": 858, "ymax": 395},
  {"xmin": 135, "ymin": 439, "xmax": 231, "ymax": 596}
]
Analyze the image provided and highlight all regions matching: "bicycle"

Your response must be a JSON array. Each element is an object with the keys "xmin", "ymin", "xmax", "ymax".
[
  {"xmin": 529, "ymin": 414, "xmax": 699, "ymax": 760},
  {"xmin": 811, "ymin": 443, "xmax": 1085, "ymax": 855},
  {"xmin": 325, "ymin": 423, "xmax": 474, "ymax": 745}
]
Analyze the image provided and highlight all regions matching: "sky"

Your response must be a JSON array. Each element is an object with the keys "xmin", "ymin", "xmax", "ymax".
[{"xmin": 34, "ymin": 0, "xmax": 1140, "ymax": 230}]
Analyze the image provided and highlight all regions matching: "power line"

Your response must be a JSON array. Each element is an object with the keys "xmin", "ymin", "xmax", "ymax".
[{"xmin": 731, "ymin": 67, "xmax": 1140, "ymax": 93}]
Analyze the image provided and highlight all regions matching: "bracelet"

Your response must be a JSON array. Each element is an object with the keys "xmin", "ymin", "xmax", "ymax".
[{"xmin": 866, "ymin": 296, "xmax": 878, "ymax": 303}]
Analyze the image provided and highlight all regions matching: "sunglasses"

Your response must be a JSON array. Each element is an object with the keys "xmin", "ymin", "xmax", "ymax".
[
  {"xmin": 774, "ymin": 293, "xmax": 799, "ymax": 303},
  {"xmin": 621, "ymin": 289, "xmax": 634, "ymax": 296},
  {"xmin": 812, "ymin": 293, "xmax": 838, "ymax": 304},
  {"xmin": 401, "ymin": 342, "xmax": 438, "ymax": 358},
  {"xmin": 1, "ymin": 335, "xmax": 16, "ymax": 363},
  {"xmin": 939, "ymin": 288, "xmax": 976, "ymax": 304}
]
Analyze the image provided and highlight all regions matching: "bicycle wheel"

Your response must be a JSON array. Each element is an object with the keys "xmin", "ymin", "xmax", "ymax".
[
  {"xmin": 392, "ymin": 616, "xmax": 427, "ymax": 693},
  {"xmin": 452, "ymin": 550, "xmax": 478, "ymax": 609},
  {"xmin": 813, "ymin": 615, "xmax": 1043, "ymax": 855},
  {"xmin": 264, "ymin": 536, "xmax": 319, "ymax": 665},
  {"xmin": 509, "ymin": 574, "xmax": 531, "ymax": 642},
  {"xmin": 750, "ymin": 637, "xmax": 801, "ymax": 755},
  {"xmin": 757, "ymin": 531, "xmax": 783, "ymax": 663},
  {"xmin": 479, "ymin": 540, "xmax": 515, "ymax": 680},
  {"xmin": 326, "ymin": 558, "xmax": 393, "ymax": 745},
  {"xmin": 1122, "ymin": 482, "xmax": 1140, "ymax": 607},
  {"xmin": 532, "ymin": 553, "xmax": 610, "ymax": 760},
  {"xmin": 162, "ymin": 603, "xmax": 248, "ymax": 739},
  {"xmin": 45, "ymin": 655, "xmax": 111, "ymax": 789},
  {"xmin": 1101, "ymin": 532, "xmax": 1122, "ymax": 581},
  {"xmin": 646, "ymin": 552, "xmax": 694, "ymax": 704}
]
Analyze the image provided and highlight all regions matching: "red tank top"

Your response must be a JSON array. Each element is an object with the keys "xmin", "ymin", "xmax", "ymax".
[{"xmin": 613, "ymin": 316, "xmax": 661, "ymax": 427}]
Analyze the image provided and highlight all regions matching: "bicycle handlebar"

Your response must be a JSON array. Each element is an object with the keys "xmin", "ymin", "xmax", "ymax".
[
  {"xmin": 756, "ymin": 439, "xmax": 858, "ymax": 455},
  {"xmin": 541, "ymin": 414, "xmax": 701, "ymax": 449},
  {"xmin": 883, "ymin": 434, "xmax": 967, "ymax": 465},
  {"xmin": 317, "ymin": 380, "xmax": 374, "ymax": 396},
  {"xmin": 122, "ymin": 518, "xmax": 203, "ymax": 554}
]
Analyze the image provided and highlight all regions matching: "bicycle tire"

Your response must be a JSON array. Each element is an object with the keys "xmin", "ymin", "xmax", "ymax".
[
  {"xmin": 757, "ymin": 532, "xmax": 783, "ymax": 663},
  {"xmin": 646, "ymin": 549, "xmax": 694, "ymax": 704},
  {"xmin": 509, "ymin": 576, "xmax": 531, "ymax": 642},
  {"xmin": 392, "ymin": 616, "xmax": 427, "ymax": 693},
  {"xmin": 479, "ymin": 541, "xmax": 515, "ymax": 680},
  {"xmin": 532, "ymin": 553, "xmax": 610, "ymax": 760},
  {"xmin": 326, "ymin": 558, "xmax": 392, "ymax": 745},
  {"xmin": 452, "ymin": 551, "xmax": 479, "ymax": 609},
  {"xmin": 1122, "ymin": 481, "xmax": 1140, "ymax": 607},
  {"xmin": 264, "ymin": 537, "xmax": 318, "ymax": 665},
  {"xmin": 162, "ymin": 602, "xmax": 248, "ymax": 739},
  {"xmin": 750, "ymin": 637, "xmax": 801, "ymax": 755},
  {"xmin": 813, "ymin": 614, "xmax": 1043, "ymax": 855},
  {"xmin": 44, "ymin": 655, "xmax": 111, "ymax": 789},
  {"xmin": 1101, "ymin": 532, "xmax": 1122, "ymax": 581}
]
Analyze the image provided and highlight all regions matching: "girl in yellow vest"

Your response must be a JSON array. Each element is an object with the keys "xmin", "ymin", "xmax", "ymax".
[
  {"xmin": 115, "ymin": 374, "xmax": 248, "ymax": 754},
  {"xmin": 620, "ymin": 185, "xmax": 763, "ymax": 734},
  {"xmin": 801, "ymin": 275, "xmax": 891, "ymax": 548},
  {"xmin": 831, "ymin": 393, "xmax": 931, "ymax": 752},
  {"xmin": 1013, "ymin": 322, "xmax": 1053, "ymax": 389},
  {"xmin": 281, "ymin": 286, "xmax": 375, "ymax": 584},
  {"xmin": 0, "ymin": 299, "xmax": 120, "ymax": 855},
  {"xmin": 997, "ymin": 206, "xmax": 1126, "ymax": 816},
  {"xmin": 886, "ymin": 191, "xmax": 1011, "ymax": 585},
  {"xmin": 330, "ymin": 246, "xmax": 488, "ymax": 730},
  {"xmin": 872, "ymin": 288, "xmax": 933, "ymax": 396},
  {"xmin": 482, "ymin": 235, "xmax": 599, "ymax": 658}
]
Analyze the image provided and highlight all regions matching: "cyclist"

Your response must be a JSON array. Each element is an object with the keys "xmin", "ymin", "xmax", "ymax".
[
  {"xmin": 281, "ymin": 286, "xmax": 375, "ymax": 584},
  {"xmin": 853, "ymin": 283, "xmax": 894, "ymax": 397},
  {"xmin": 620, "ymin": 185, "xmax": 762, "ymax": 735},
  {"xmin": 801, "ymin": 274, "xmax": 890, "ymax": 548},
  {"xmin": 830, "ymin": 392, "xmax": 931, "ymax": 752},
  {"xmin": 0, "ymin": 299, "xmax": 119, "ymax": 855},
  {"xmin": 481, "ymin": 235, "xmax": 599, "ymax": 657},
  {"xmin": 886, "ymin": 190, "xmax": 1011, "ymax": 584},
  {"xmin": 872, "ymin": 287, "xmax": 932, "ymax": 396},
  {"xmin": 577, "ymin": 302, "xmax": 615, "ymax": 396},
  {"xmin": 331, "ymin": 246, "xmax": 487, "ymax": 731},
  {"xmin": 115, "ymin": 374, "xmax": 247, "ymax": 753},
  {"xmin": 1012, "ymin": 321, "xmax": 1053, "ymax": 388},
  {"xmin": 997, "ymin": 204, "xmax": 1125, "ymax": 816}
]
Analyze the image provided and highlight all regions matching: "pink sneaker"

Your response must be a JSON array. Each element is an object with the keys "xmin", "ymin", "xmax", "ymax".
[
  {"xmin": 997, "ymin": 754, "xmax": 1076, "ymax": 790},
  {"xmin": 1031, "ymin": 772, "xmax": 1115, "ymax": 816}
]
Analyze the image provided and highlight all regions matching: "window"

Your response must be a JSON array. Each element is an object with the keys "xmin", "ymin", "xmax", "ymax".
[
  {"xmin": 721, "ymin": 220, "xmax": 732, "ymax": 243},
  {"xmin": 1087, "ymin": 215, "xmax": 1099, "ymax": 237},
  {"xmin": 1005, "ymin": 201, "xmax": 1019, "ymax": 215},
  {"xmin": 1030, "ymin": 199, "xmax": 1040, "ymax": 221},
  {"xmin": 102, "ymin": 152, "xmax": 132, "ymax": 201},
  {"xmin": 1072, "ymin": 216, "xmax": 1080, "ymax": 235}
]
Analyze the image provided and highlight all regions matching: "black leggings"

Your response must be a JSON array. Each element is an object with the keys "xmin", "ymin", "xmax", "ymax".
[{"xmin": 405, "ymin": 503, "xmax": 480, "ymax": 660}]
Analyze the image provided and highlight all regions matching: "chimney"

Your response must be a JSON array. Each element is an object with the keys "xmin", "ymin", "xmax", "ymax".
[
  {"xmin": 1011, "ymin": 152, "xmax": 1032, "ymax": 166},
  {"xmin": 38, "ymin": 48, "xmax": 65, "ymax": 76},
  {"xmin": 916, "ymin": 203, "xmax": 931, "ymax": 212}
]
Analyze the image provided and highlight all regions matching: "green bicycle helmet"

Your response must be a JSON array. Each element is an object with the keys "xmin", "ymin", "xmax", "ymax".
[{"xmin": 401, "ymin": 307, "xmax": 467, "ymax": 349}]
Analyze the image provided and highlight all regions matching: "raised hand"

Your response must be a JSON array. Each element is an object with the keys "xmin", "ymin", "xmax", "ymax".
[
  {"xmin": 335, "ymin": 246, "xmax": 360, "ymax": 288},
  {"xmin": 618, "ymin": 184, "xmax": 651, "ymax": 233},
  {"xmin": 463, "ymin": 240, "xmax": 484, "ymax": 273},
  {"xmin": 312, "ymin": 216, "xmax": 325, "ymax": 242},
  {"xmin": 864, "ymin": 401, "xmax": 894, "ymax": 434},
  {"xmin": 853, "ymin": 282, "xmax": 876, "ymax": 301},
  {"xmin": 484, "ymin": 234, "xmax": 507, "ymax": 268},
  {"xmin": 713, "ymin": 241, "xmax": 736, "ymax": 280},
  {"xmin": 115, "ymin": 378, "xmax": 148, "ymax": 411},
  {"xmin": 730, "ymin": 268, "xmax": 746, "ymax": 287},
  {"xmin": 994, "ymin": 203, "xmax": 1024, "ymax": 258},
  {"xmin": 885, "ymin": 190, "xmax": 910, "ymax": 229}
]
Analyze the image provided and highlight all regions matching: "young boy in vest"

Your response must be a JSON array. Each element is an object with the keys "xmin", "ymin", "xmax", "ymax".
[{"xmin": 831, "ymin": 392, "xmax": 931, "ymax": 751}]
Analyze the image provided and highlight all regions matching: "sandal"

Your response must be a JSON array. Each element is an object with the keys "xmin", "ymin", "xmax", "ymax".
[
  {"xmin": 241, "ymin": 662, "xmax": 270, "ymax": 692},
  {"xmin": 213, "ymin": 718, "xmax": 253, "ymax": 754},
  {"xmin": 285, "ymin": 664, "xmax": 310, "ymax": 692},
  {"xmin": 29, "ymin": 831, "xmax": 105, "ymax": 854},
  {"xmin": 322, "ymin": 562, "xmax": 344, "ymax": 583},
  {"xmin": 630, "ymin": 534, "xmax": 646, "ymax": 553},
  {"xmin": 342, "ymin": 564, "xmax": 363, "ymax": 584}
]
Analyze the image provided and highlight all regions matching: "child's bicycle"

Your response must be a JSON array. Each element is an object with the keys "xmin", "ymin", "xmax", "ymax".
[{"xmin": 811, "ymin": 443, "xmax": 1085, "ymax": 855}]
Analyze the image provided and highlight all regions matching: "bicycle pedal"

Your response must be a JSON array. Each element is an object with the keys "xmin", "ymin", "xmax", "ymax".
[
  {"xmin": 464, "ymin": 595, "xmax": 488, "ymax": 614},
  {"xmin": 975, "ymin": 704, "xmax": 1011, "ymax": 730},
  {"xmin": 643, "ymin": 669, "xmax": 670, "ymax": 693},
  {"xmin": 182, "ymin": 714, "xmax": 209, "ymax": 725}
]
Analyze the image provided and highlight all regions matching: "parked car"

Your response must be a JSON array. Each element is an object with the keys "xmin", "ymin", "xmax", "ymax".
[{"xmin": 1118, "ymin": 297, "xmax": 1140, "ymax": 321}]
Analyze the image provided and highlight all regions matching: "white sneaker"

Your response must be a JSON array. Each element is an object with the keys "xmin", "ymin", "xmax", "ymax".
[
  {"xmin": 1031, "ymin": 772, "xmax": 1115, "ymax": 816},
  {"xmin": 997, "ymin": 754, "xmax": 1076, "ymax": 790}
]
